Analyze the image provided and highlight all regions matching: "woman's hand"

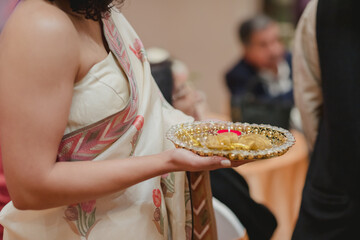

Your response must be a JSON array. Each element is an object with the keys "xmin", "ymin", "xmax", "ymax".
[{"xmin": 167, "ymin": 148, "xmax": 250, "ymax": 172}]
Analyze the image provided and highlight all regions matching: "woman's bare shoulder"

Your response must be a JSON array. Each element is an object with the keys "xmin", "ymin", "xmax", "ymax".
[
  {"xmin": 1, "ymin": 0, "xmax": 79, "ymax": 62},
  {"xmin": 0, "ymin": 0, "xmax": 80, "ymax": 80},
  {"xmin": 4, "ymin": 0, "xmax": 77, "ymax": 34}
]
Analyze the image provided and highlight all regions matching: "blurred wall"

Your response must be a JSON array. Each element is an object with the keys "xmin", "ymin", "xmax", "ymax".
[{"xmin": 122, "ymin": 0, "xmax": 262, "ymax": 116}]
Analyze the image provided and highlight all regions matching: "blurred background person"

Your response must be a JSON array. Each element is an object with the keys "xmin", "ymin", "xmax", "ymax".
[
  {"xmin": 292, "ymin": 0, "xmax": 360, "ymax": 238},
  {"xmin": 226, "ymin": 15, "xmax": 295, "ymax": 130},
  {"xmin": 146, "ymin": 47, "xmax": 174, "ymax": 105},
  {"xmin": 171, "ymin": 58, "xmax": 222, "ymax": 121},
  {"xmin": 148, "ymin": 47, "xmax": 229, "ymax": 122},
  {"xmin": 171, "ymin": 59, "xmax": 203, "ymax": 120}
]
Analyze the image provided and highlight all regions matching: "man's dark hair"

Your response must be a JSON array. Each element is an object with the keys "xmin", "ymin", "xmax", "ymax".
[
  {"xmin": 239, "ymin": 15, "xmax": 274, "ymax": 45},
  {"xmin": 49, "ymin": 0, "xmax": 125, "ymax": 21}
]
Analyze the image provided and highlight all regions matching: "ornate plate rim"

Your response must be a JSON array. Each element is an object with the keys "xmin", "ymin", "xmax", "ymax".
[{"xmin": 166, "ymin": 120, "xmax": 296, "ymax": 161}]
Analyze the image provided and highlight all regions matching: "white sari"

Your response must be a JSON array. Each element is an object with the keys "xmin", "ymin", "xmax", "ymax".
[{"xmin": 0, "ymin": 9, "xmax": 218, "ymax": 240}]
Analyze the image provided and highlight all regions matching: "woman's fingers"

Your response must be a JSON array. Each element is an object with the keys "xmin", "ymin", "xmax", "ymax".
[
  {"xmin": 170, "ymin": 148, "xmax": 254, "ymax": 172},
  {"xmin": 231, "ymin": 160, "xmax": 253, "ymax": 168},
  {"xmin": 220, "ymin": 159, "xmax": 232, "ymax": 167},
  {"xmin": 191, "ymin": 155, "xmax": 252, "ymax": 170},
  {"xmin": 189, "ymin": 155, "xmax": 227, "ymax": 170}
]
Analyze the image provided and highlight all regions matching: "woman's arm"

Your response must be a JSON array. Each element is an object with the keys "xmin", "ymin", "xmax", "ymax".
[{"xmin": 0, "ymin": 4, "xmax": 239, "ymax": 211}]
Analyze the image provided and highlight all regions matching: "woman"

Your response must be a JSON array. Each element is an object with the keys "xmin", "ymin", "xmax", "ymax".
[{"xmin": 0, "ymin": 0, "xmax": 245, "ymax": 239}]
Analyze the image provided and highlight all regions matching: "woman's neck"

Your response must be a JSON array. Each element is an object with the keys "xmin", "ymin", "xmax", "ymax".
[
  {"xmin": 53, "ymin": 0, "xmax": 69, "ymax": 10},
  {"xmin": 52, "ymin": 0, "xmax": 82, "ymax": 19}
]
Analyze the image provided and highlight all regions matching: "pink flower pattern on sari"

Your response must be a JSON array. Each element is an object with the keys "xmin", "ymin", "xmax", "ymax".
[
  {"xmin": 130, "ymin": 115, "xmax": 144, "ymax": 156},
  {"xmin": 80, "ymin": 200, "xmax": 96, "ymax": 213},
  {"xmin": 153, "ymin": 189, "xmax": 162, "ymax": 208},
  {"xmin": 64, "ymin": 200, "xmax": 100, "ymax": 239},
  {"xmin": 152, "ymin": 188, "xmax": 164, "ymax": 235},
  {"xmin": 130, "ymin": 39, "xmax": 147, "ymax": 62},
  {"xmin": 161, "ymin": 172, "xmax": 175, "ymax": 198}
]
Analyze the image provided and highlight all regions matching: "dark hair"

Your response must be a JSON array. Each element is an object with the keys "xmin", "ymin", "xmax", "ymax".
[
  {"xmin": 238, "ymin": 15, "xmax": 274, "ymax": 45},
  {"xmin": 49, "ymin": 0, "xmax": 125, "ymax": 21}
]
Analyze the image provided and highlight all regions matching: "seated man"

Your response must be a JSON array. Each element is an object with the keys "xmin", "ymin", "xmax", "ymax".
[{"xmin": 226, "ymin": 15, "xmax": 294, "ymax": 129}]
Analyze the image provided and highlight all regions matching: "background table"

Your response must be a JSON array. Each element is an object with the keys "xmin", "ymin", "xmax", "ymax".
[{"xmin": 235, "ymin": 130, "xmax": 309, "ymax": 240}]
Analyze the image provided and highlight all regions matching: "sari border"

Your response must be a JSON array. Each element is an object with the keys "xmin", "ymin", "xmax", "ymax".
[{"xmin": 57, "ymin": 13, "xmax": 140, "ymax": 162}]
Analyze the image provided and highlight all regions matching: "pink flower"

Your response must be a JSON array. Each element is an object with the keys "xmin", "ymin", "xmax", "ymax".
[
  {"xmin": 80, "ymin": 200, "xmax": 96, "ymax": 213},
  {"xmin": 153, "ymin": 207, "xmax": 161, "ymax": 221},
  {"xmin": 152, "ymin": 189, "xmax": 162, "ymax": 208},
  {"xmin": 161, "ymin": 173, "xmax": 169, "ymax": 179}
]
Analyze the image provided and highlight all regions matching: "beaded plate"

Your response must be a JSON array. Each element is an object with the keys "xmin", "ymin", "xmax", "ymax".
[{"xmin": 166, "ymin": 121, "xmax": 296, "ymax": 161}]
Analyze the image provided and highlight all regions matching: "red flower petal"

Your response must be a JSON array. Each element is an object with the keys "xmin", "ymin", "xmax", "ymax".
[
  {"xmin": 80, "ymin": 200, "xmax": 96, "ymax": 213},
  {"xmin": 152, "ymin": 189, "xmax": 162, "ymax": 208}
]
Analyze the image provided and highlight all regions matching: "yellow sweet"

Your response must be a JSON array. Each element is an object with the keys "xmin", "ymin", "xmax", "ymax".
[
  {"xmin": 238, "ymin": 134, "xmax": 272, "ymax": 150},
  {"xmin": 217, "ymin": 132, "xmax": 239, "ymax": 145},
  {"xmin": 206, "ymin": 135, "xmax": 222, "ymax": 149},
  {"xmin": 205, "ymin": 132, "xmax": 272, "ymax": 151}
]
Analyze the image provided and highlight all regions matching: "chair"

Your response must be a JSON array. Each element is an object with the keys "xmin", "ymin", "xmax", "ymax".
[{"xmin": 212, "ymin": 197, "xmax": 246, "ymax": 240}]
